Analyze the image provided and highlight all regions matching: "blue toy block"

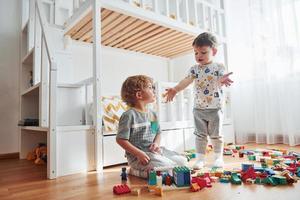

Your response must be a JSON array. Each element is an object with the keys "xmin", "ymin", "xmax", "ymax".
[
  {"xmin": 173, "ymin": 166, "xmax": 191, "ymax": 187},
  {"xmin": 254, "ymin": 167, "xmax": 265, "ymax": 172},
  {"xmin": 223, "ymin": 171, "xmax": 232, "ymax": 176},
  {"xmin": 263, "ymin": 168, "xmax": 275, "ymax": 176},
  {"xmin": 296, "ymin": 168, "xmax": 300, "ymax": 177},
  {"xmin": 242, "ymin": 163, "xmax": 254, "ymax": 172}
]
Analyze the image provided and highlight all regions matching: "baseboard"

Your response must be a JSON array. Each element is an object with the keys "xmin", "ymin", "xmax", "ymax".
[{"xmin": 0, "ymin": 152, "xmax": 19, "ymax": 160}]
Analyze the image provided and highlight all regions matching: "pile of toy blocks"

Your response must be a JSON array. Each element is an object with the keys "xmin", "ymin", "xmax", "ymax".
[
  {"xmin": 147, "ymin": 166, "xmax": 193, "ymax": 196},
  {"xmin": 113, "ymin": 147, "xmax": 300, "ymax": 196},
  {"xmin": 209, "ymin": 147, "xmax": 300, "ymax": 186}
]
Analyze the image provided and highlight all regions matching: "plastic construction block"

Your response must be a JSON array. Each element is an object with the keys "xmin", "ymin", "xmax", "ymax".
[
  {"xmin": 190, "ymin": 183, "xmax": 201, "ymax": 192},
  {"xmin": 219, "ymin": 177, "xmax": 230, "ymax": 183},
  {"xmin": 297, "ymin": 168, "xmax": 300, "ymax": 177},
  {"xmin": 241, "ymin": 164, "xmax": 254, "ymax": 172},
  {"xmin": 247, "ymin": 155, "xmax": 256, "ymax": 161},
  {"xmin": 162, "ymin": 184, "xmax": 190, "ymax": 191},
  {"xmin": 261, "ymin": 163, "xmax": 268, "ymax": 168},
  {"xmin": 192, "ymin": 177, "xmax": 212, "ymax": 188},
  {"xmin": 131, "ymin": 188, "xmax": 141, "ymax": 196},
  {"xmin": 113, "ymin": 184, "xmax": 131, "ymax": 195},
  {"xmin": 154, "ymin": 186, "xmax": 163, "ymax": 196},
  {"xmin": 236, "ymin": 145, "xmax": 245, "ymax": 150},
  {"xmin": 148, "ymin": 170, "xmax": 157, "ymax": 185},
  {"xmin": 245, "ymin": 178, "xmax": 255, "ymax": 184},
  {"xmin": 230, "ymin": 173, "xmax": 242, "ymax": 185},
  {"xmin": 254, "ymin": 167, "xmax": 265, "ymax": 173},
  {"xmin": 239, "ymin": 151, "xmax": 244, "ymax": 158},
  {"xmin": 281, "ymin": 170, "xmax": 297, "ymax": 184},
  {"xmin": 264, "ymin": 177, "xmax": 277, "ymax": 186},
  {"xmin": 263, "ymin": 168, "xmax": 275, "ymax": 176},
  {"xmin": 173, "ymin": 166, "xmax": 191, "ymax": 187},
  {"xmin": 255, "ymin": 177, "xmax": 263, "ymax": 184},
  {"xmin": 272, "ymin": 175, "xmax": 287, "ymax": 185},
  {"xmin": 241, "ymin": 167, "xmax": 256, "ymax": 181},
  {"xmin": 223, "ymin": 148, "xmax": 233, "ymax": 155}
]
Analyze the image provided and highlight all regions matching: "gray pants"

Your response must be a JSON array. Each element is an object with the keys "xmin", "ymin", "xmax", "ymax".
[
  {"xmin": 193, "ymin": 108, "xmax": 224, "ymax": 154},
  {"xmin": 128, "ymin": 147, "xmax": 187, "ymax": 172}
]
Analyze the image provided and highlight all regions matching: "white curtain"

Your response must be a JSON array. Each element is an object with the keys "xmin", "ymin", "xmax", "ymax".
[{"xmin": 230, "ymin": 0, "xmax": 300, "ymax": 146}]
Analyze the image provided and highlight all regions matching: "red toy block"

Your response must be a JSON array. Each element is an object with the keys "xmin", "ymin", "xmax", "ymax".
[
  {"xmin": 283, "ymin": 155, "xmax": 296, "ymax": 160},
  {"xmin": 262, "ymin": 151, "xmax": 270, "ymax": 157},
  {"xmin": 202, "ymin": 173, "xmax": 212, "ymax": 181},
  {"xmin": 113, "ymin": 184, "xmax": 131, "ymax": 195},
  {"xmin": 239, "ymin": 151, "xmax": 244, "ymax": 158},
  {"xmin": 165, "ymin": 175, "xmax": 172, "ymax": 186},
  {"xmin": 192, "ymin": 177, "xmax": 212, "ymax": 188},
  {"xmin": 241, "ymin": 167, "xmax": 257, "ymax": 182}
]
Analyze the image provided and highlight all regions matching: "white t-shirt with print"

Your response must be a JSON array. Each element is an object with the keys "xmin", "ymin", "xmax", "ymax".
[{"xmin": 187, "ymin": 62, "xmax": 225, "ymax": 109}]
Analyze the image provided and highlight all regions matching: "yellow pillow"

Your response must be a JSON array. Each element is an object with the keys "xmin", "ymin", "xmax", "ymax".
[{"xmin": 101, "ymin": 96, "xmax": 128, "ymax": 132}]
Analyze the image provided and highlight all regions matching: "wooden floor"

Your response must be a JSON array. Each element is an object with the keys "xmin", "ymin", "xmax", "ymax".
[{"xmin": 1, "ymin": 144, "xmax": 300, "ymax": 200}]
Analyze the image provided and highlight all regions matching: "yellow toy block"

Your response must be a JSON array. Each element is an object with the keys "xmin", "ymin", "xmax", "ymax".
[
  {"xmin": 154, "ymin": 187, "xmax": 163, "ymax": 196},
  {"xmin": 131, "ymin": 188, "xmax": 141, "ymax": 196}
]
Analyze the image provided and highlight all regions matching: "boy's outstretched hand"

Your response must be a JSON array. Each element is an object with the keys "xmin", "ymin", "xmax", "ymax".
[
  {"xmin": 164, "ymin": 88, "xmax": 177, "ymax": 102},
  {"xmin": 220, "ymin": 72, "xmax": 233, "ymax": 87}
]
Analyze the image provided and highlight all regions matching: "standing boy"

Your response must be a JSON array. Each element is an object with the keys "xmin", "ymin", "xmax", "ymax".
[{"xmin": 165, "ymin": 32, "xmax": 233, "ymax": 168}]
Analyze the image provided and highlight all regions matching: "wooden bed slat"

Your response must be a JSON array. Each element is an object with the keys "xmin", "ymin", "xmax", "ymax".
[
  {"xmin": 101, "ymin": 18, "xmax": 141, "ymax": 44},
  {"xmin": 136, "ymin": 32, "xmax": 188, "ymax": 53},
  {"xmin": 128, "ymin": 29, "xmax": 175, "ymax": 50},
  {"xmin": 150, "ymin": 38, "xmax": 194, "ymax": 56},
  {"xmin": 141, "ymin": 34, "xmax": 192, "ymax": 54},
  {"xmin": 101, "ymin": 17, "xmax": 137, "ymax": 42},
  {"xmin": 66, "ymin": 8, "xmax": 197, "ymax": 58},
  {"xmin": 123, "ymin": 27, "xmax": 167, "ymax": 49},
  {"xmin": 115, "ymin": 24, "xmax": 160, "ymax": 48},
  {"xmin": 109, "ymin": 22, "xmax": 152, "ymax": 47},
  {"xmin": 74, "ymin": 9, "xmax": 112, "ymax": 41}
]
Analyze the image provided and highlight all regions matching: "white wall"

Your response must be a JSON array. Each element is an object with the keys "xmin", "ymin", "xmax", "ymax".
[
  {"xmin": 170, "ymin": 53, "xmax": 195, "ymax": 82},
  {"xmin": 69, "ymin": 41, "xmax": 170, "ymax": 95},
  {"xmin": 0, "ymin": 0, "xmax": 20, "ymax": 154}
]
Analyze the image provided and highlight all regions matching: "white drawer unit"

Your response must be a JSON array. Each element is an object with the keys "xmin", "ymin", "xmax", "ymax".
[{"xmin": 103, "ymin": 135, "xmax": 127, "ymax": 167}]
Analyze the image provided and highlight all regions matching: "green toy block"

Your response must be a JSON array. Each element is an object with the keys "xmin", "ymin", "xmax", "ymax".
[
  {"xmin": 264, "ymin": 177, "xmax": 277, "ymax": 186},
  {"xmin": 220, "ymin": 177, "xmax": 230, "ymax": 183},
  {"xmin": 230, "ymin": 173, "xmax": 242, "ymax": 185},
  {"xmin": 248, "ymin": 155, "xmax": 256, "ymax": 161},
  {"xmin": 273, "ymin": 159, "xmax": 281, "ymax": 165},
  {"xmin": 272, "ymin": 175, "xmax": 287, "ymax": 185},
  {"xmin": 255, "ymin": 177, "xmax": 262, "ymax": 184},
  {"xmin": 261, "ymin": 163, "xmax": 268, "ymax": 168}
]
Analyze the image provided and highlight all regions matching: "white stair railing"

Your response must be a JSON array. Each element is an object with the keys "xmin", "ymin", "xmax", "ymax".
[{"xmin": 35, "ymin": 0, "xmax": 58, "ymax": 179}]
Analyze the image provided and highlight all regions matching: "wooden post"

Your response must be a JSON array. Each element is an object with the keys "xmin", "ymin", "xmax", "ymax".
[{"xmin": 92, "ymin": 0, "xmax": 103, "ymax": 172}]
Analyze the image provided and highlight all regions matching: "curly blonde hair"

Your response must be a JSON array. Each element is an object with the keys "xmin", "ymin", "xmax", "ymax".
[{"xmin": 121, "ymin": 75, "xmax": 153, "ymax": 107}]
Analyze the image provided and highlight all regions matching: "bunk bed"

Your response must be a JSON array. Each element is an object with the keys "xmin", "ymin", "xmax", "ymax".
[
  {"xmin": 62, "ymin": 0, "xmax": 230, "ymax": 171},
  {"xmin": 20, "ymin": 0, "xmax": 230, "ymax": 179}
]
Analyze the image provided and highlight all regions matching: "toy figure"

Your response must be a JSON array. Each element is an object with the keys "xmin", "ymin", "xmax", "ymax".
[{"xmin": 121, "ymin": 167, "xmax": 128, "ymax": 181}]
